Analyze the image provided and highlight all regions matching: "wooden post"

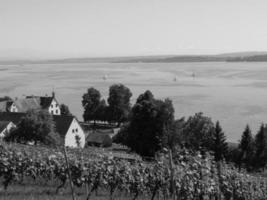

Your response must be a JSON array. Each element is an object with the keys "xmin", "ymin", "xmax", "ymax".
[
  {"xmin": 169, "ymin": 149, "xmax": 176, "ymax": 200},
  {"xmin": 63, "ymin": 146, "xmax": 76, "ymax": 200}
]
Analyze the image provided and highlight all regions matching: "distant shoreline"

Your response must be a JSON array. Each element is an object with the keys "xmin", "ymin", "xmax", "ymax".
[{"xmin": 2, "ymin": 51, "xmax": 267, "ymax": 65}]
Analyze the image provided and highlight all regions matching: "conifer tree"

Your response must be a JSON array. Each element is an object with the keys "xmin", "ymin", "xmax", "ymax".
[
  {"xmin": 213, "ymin": 121, "xmax": 228, "ymax": 161},
  {"xmin": 239, "ymin": 125, "xmax": 254, "ymax": 170},
  {"xmin": 254, "ymin": 123, "xmax": 267, "ymax": 170}
]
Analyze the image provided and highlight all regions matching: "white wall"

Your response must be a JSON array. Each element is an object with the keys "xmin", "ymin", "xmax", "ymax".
[
  {"xmin": 48, "ymin": 99, "xmax": 61, "ymax": 115},
  {"xmin": 10, "ymin": 103, "xmax": 18, "ymax": 112},
  {"xmin": 0, "ymin": 122, "xmax": 16, "ymax": 138},
  {"xmin": 64, "ymin": 118, "xmax": 85, "ymax": 148}
]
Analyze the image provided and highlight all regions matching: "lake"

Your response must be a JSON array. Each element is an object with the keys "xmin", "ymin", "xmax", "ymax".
[{"xmin": 1, "ymin": 62, "xmax": 267, "ymax": 142}]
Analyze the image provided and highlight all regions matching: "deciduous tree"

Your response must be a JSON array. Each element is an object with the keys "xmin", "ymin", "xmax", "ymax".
[{"xmin": 107, "ymin": 84, "xmax": 132, "ymax": 126}]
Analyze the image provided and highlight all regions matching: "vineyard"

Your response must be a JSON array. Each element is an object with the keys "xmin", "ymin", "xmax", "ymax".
[{"xmin": 0, "ymin": 142, "xmax": 267, "ymax": 200}]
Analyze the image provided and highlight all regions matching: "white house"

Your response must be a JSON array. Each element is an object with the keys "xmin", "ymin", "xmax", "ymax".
[
  {"xmin": 53, "ymin": 115, "xmax": 85, "ymax": 147},
  {"xmin": 0, "ymin": 112, "xmax": 85, "ymax": 148},
  {"xmin": 0, "ymin": 121, "xmax": 16, "ymax": 139}
]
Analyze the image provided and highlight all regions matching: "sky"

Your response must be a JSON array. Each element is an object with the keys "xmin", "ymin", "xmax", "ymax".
[{"xmin": 1, "ymin": 0, "xmax": 267, "ymax": 59}]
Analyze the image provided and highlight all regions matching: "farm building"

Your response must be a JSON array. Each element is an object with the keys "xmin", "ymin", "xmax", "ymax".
[
  {"xmin": 0, "ymin": 121, "xmax": 16, "ymax": 139},
  {"xmin": 0, "ymin": 112, "xmax": 85, "ymax": 148},
  {"xmin": 86, "ymin": 128, "xmax": 120, "ymax": 147},
  {"xmin": 0, "ymin": 92, "xmax": 61, "ymax": 115}
]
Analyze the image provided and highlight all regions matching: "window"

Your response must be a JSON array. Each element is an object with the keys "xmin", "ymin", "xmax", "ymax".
[
  {"xmin": 72, "ymin": 129, "xmax": 75, "ymax": 133},
  {"xmin": 56, "ymin": 110, "xmax": 58, "ymax": 114},
  {"xmin": 51, "ymin": 104, "xmax": 53, "ymax": 108},
  {"xmin": 51, "ymin": 111, "xmax": 54, "ymax": 115},
  {"xmin": 76, "ymin": 128, "xmax": 78, "ymax": 132}
]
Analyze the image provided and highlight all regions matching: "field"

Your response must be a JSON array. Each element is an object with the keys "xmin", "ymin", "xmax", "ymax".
[
  {"xmin": 1, "ymin": 142, "xmax": 267, "ymax": 200},
  {"xmin": 1, "ymin": 62, "xmax": 267, "ymax": 142}
]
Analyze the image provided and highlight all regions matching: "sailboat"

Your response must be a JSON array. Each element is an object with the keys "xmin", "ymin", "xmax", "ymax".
[{"xmin": 102, "ymin": 74, "xmax": 108, "ymax": 81}]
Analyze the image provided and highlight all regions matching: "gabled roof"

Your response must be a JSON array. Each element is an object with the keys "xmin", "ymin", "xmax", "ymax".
[
  {"xmin": 40, "ymin": 97, "xmax": 54, "ymax": 109},
  {"xmin": 0, "ymin": 112, "xmax": 76, "ymax": 137},
  {"xmin": 53, "ymin": 115, "xmax": 74, "ymax": 137},
  {"xmin": 13, "ymin": 98, "xmax": 41, "ymax": 112},
  {"xmin": 0, "ymin": 112, "xmax": 25, "ymax": 124},
  {"xmin": 0, "ymin": 121, "xmax": 11, "ymax": 133}
]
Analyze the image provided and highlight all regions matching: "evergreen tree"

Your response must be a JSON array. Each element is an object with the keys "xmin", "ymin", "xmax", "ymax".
[
  {"xmin": 239, "ymin": 125, "xmax": 254, "ymax": 170},
  {"xmin": 212, "ymin": 121, "xmax": 228, "ymax": 161},
  {"xmin": 254, "ymin": 123, "xmax": 267, "ymax": 170}
]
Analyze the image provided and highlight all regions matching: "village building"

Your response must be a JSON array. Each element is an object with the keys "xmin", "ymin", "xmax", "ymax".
[
  {"xmin": 0, "ymin": 92, "xmax": 61, "ymax": 115},
  {"xmin": 0, "ymin": 112, "xmax": 85, "ymax": 148},
  {"xmin": 0, "ymin": 121, "xmax": 16, "ymax": 139}
]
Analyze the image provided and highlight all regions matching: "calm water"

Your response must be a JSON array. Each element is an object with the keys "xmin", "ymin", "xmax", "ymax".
[{"xmin": 1, "ymin": 62, "xmax": 267, "ymax": 142}]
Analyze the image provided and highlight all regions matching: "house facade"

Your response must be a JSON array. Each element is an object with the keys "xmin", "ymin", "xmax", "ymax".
[{"xmin": 0, "ymin": 112, "xmax": 85, "ymax": 148}]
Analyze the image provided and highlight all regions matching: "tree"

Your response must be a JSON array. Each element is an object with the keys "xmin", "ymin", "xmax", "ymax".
[
  {"xmin": 254, "ymin": 123, "xmax": 267, "ymax": 170},
  {"xmin": 107, "ymin": 84, "xmax": 132, "ymax": 126},
  {"xmin": 212, "ymin": 121, "xmax": 228, "ymax": 161},
  {"xmin": 5, "ymin": 110, "xmax": 60, "ymax": 146},
  {"xmin": 0, "ymin": 96, "xmax": 12, "ymax": 102},
  {"xmin": 116, "ymin": 90, "xmax": 175, "ymax": 157},
  {"xmin": 239, "ymin": 125, "xmax": 254, "ymax": 170},
  {"xmin": 181, "ymin": 112, "xmax": 215, "ymax": 151},
  {"xmin": 82, "ymin": 87, "xmax": 106, "ymax": 124},
  {"xmin": 60, "ymin": 104, "xmax": 72, "ymax": 116}
]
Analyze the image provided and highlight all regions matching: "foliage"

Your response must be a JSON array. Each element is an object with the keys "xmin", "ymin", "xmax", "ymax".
[
  {"xmin": 0, "ymin": 96, "xmax": 12, "ymax": 102},
  {"xmin": 4, "ymin": 109, "xmax": 59, "ymax": 146},
  {"xmin": 107, "ymin": 84, "xmax": 132, "ymax": 126},
  {"xmin": 1, "ymin": 142, "xmax": 267, "ymax": 200},
  {"xmin": 212, "ymin": 121, "xmax": 228, "ymax": 161},
  {"xmin": 254, "ymin": 123, "xmax": 267, "ymax": 170},
  {"xmin": 117, "ymin": 90, "xmax": 175, "ymax": 157},
  {"xmin": 82, "ymin": 87, "xmax": 107, "ymax": 123},
  {"xmin": 181, "ymin": 112, "xmax": 215, "ymax": 151},
  {"xmin": 239, "ymin": 125, "xmax": 255, "ymax": 170},
  {"xmin": 60, "ymin": 104, "xmax": 72, "ymax": 116}
]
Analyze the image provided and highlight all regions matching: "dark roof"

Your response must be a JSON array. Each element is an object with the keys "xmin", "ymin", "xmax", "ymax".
[
  {"xmin": 87, "ymin": 132, "xmax": 112, "ymax": 145},
  {"xmin": 0, "ymin": 112, "xmax": 75, "ymax": 137},
  {"xmin": 53, "ymin": 115, "xmax": 74, "ymax": 136},
  {"xmin": 0, "ymin": 112, "xmax": 25, "ymax": 124},
  {"xmin": 40, "ymin": 97, "xmax": 54, "ymax": 109},
  {"xmin": 0, "ymin": 121, "xmax": 11, "ymax": 133}
]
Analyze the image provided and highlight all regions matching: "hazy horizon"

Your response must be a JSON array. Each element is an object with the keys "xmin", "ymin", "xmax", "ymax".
[{"xmin": 1, "ymin": 0, "xmax": 267, "ymax": 59}]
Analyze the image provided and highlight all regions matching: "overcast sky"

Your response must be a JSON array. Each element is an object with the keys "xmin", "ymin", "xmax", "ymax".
[{"xmin": 1, "ymin": 0, "xmax": 267, "ymax": 59}]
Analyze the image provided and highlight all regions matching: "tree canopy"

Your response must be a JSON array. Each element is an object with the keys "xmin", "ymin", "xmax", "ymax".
[
  {"xmin": 181, "ymin": 112, "xmax": 215, "ymax": 151},
  {"xmin": 107, "ymin": 84, "xmax": 132, "ymax": 126},
  {"xmin": 82, "ymin": 87, "xmax": 107, "ymax": 123},
  {"xmin": 115, "ymin": 90, "xmax": 175, "ymax": 157},
  {"xmin": 5, "ymin": 110, "xmax": 61, "ymax": 146},
  {"xmin": 60, "ymin": 104, "xmax": 72, "ymax": 116}
]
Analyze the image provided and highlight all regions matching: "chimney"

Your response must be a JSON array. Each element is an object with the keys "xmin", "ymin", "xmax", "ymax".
[{"xmin": 52, "ymin": 91, "xmax": 55, "ymax": 98}]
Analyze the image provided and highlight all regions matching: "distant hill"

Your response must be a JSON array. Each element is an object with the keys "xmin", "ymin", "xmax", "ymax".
[
  {"xmin": 1, "ymin": 51, "xmax": 267, "ymax": 65},
  {"xmin": 227, "ymin": 54, "xmax": 267, "ymax": 62}
]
